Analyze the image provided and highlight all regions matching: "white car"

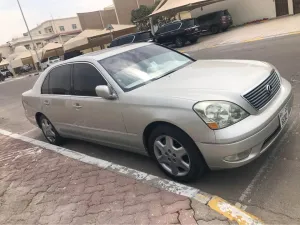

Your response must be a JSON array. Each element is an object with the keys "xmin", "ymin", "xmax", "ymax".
[{"xmin": 41, "ymin": 56, "xmax": 61, "ymax": 70}]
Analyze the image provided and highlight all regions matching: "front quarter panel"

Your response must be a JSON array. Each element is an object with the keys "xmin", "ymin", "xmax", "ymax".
[{"xmin": 120, "ymin": 94, "xmax": 216, "ymax": 149}]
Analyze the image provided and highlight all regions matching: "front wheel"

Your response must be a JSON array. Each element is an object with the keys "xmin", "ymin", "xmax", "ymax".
[
  {"xmin": 39, "ymin": 115, "xmax": 64, "ymax": 145},
  {"xmin": 148, "ymin": 125, "xmax": 206, "ymax": 182}
]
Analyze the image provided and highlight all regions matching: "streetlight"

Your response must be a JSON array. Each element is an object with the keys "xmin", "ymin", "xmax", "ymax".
[{"xmin": 16, "ymin": 0, "xmax": 42, "ymax": 71}]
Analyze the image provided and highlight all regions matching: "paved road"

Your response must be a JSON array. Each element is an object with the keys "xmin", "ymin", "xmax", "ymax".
[{"xmin": 1, "ymin": 34, "xmax": 300, "ymax": 223}]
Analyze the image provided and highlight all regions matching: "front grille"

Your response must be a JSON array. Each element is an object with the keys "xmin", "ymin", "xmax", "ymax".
[{"xmin": 243, "ymin": 70, "xmax": 281, "ymax": 110}]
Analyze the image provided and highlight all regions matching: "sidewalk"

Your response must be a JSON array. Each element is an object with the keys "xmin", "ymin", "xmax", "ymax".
[
  {"xmin": 0, "ymin": 134, "xmax": 230, "ymax": 225},
  {"xmin": 180, "ymin": 14, "xmax": 300, "ymax": 52}
]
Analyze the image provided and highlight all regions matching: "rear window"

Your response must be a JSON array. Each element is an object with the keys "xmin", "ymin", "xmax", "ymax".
[
  {"xmin": 49, "ymin": 56, "xmax": 59, "ymax": 61},
  {"xmin": 135, "ymin": 32, "xmax": 152, "ymax": 42}
]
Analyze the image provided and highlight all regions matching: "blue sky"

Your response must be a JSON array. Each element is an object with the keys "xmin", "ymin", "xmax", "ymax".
[{"xmin": 0, "ymin": 0, "xmax": 113, "ymax": 44}]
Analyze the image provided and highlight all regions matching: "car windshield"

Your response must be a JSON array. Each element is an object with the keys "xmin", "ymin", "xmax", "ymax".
[
  {"xmin": 49, "ymin": 56, "xmax": 59, "ymax": 60},
  {"xmin": 99, "ymin": 45, "xmax": 193, "ymax": 91}
]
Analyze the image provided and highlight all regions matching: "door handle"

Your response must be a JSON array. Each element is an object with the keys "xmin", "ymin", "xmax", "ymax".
[
  {"xmin": 44, "ymin": 100, "xmax": 50, "ymax": 106},
  {"xmin": 73, "ymin": 103, "xmax": 82, "ymax": 109}
]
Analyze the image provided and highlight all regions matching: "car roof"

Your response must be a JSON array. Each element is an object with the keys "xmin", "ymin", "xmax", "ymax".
[
  {"xmin": 59, "ymin": 42, "xmax": 152, "ymax": 64},
  {"xmin": 113, "ymin": 30, "xmax": 151, "ymax": 41}
]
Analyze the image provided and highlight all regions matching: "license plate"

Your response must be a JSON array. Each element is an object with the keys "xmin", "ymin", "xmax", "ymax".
[{"xmin": 279, "ymin": 104, "xmax": 289, "ymax": 128}]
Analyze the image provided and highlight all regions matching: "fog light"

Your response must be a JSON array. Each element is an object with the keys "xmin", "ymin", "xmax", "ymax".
[{"xmin": 224, "ymin": 149, "xmax": 252, "ymax": 162}]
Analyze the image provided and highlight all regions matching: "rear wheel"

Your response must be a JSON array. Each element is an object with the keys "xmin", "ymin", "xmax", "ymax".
[
  {"xmin": 211, "ymin": 25, "xmax": 220, "ymax": 34},
  {"xmin": 190, "ymin": 38, "xmax": 198, "ymax": 44},
  {"xmin": 148, "ymin": 125, "xmax": 206, "ymax": 182},
  {"xmin": 175, "ymin": 37, "xmax": 186, "ymax": 48},
  {"xmin": 39, "ymin": 114, "xmax": 64, "ymax": 145},
  {"xmin": 0, "ymin": 74, "xmax": 5, "ymax": 82}
]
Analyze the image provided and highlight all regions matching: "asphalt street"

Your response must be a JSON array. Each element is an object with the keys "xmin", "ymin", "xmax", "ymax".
[{"xmin": 1, "ymin": 34, "xmax": 300, "ymax": 223}]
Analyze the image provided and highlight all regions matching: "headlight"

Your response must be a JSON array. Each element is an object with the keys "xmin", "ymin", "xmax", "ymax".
[{"xmin": 193, "ymin": 101, "xmax": 249, "ymax": 130}]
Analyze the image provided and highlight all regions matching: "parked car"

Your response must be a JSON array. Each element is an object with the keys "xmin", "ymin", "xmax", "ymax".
[
  {"xmin": 0, "ymin": 68, "xmax": 13, "ymax": 78},
  {"xmin": 196, "ymin": 10, "xmax": 233, "ymax": 34},
  {"xmin": 0, "ymin": 72, "xmax": 5, "ymax": 82},
  {"xmin": 109, "ymin": 31, "xmax": 153, "ymax": 48},
  {"xmin": 20, "ymin": 65, "xmax": 32, "ymax": 73},
  {"xmin": 22, "ymin": 43, "xmax": 293, "ymax": 182},
  {"xmin": 41, "ymin": 56, "xmax": 61, "ymax": 70},
  {"xmin": 154, "ymin": 19, "xmax": 202, "ymax": 48}
]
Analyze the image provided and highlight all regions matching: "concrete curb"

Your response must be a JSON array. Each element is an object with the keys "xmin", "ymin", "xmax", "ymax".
[{"xmin": 0, "ymin": 128, "xmax": 263, "ymax": 225}]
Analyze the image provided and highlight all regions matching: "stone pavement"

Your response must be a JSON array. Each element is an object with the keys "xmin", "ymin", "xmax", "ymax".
[
  {"xmin": 180, "ymin": 14, "xmax": 300, "ymax": 52},
  {"xmin": 0, "ymin": 134, "xmax": 230, "ymax": 225}
]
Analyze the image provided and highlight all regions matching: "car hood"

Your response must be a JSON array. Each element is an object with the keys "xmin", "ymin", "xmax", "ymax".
[{"xmin": 132, "ymin": 60, "xmax": 274, "ymax": 101}]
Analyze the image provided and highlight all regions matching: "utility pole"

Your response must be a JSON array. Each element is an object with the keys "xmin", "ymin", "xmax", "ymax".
[
  {"xmin": 16, "ymin": 0, "xmax": 42, "ymax": 71},
  {"xmin": 51, "ymin": 14, "xmax": 63, "ymax": 44}
]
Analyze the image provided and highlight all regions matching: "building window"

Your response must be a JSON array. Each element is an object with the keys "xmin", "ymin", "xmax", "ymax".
[
  {"xmin": 59, "ymin": 26, "xmax": 65, "ymax": 32},
  {"xmin": 72, "ymin": 24, "xmax": 77, "ymax": 29},
  {"xmin": 39, "ymin": 31, "xmax": 41, "ymax": 34}
]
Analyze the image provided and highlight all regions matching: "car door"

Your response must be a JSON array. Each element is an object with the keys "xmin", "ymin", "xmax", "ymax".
[
  {"xmin": 69, "ymin": 62, "xmax": 128, "ymax": 147},
  {"xmin": 40, "ymin": 64, "xmax": 73, "ymax": 135}
]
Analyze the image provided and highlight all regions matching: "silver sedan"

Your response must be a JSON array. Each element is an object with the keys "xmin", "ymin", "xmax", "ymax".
[{"xmin": 22, "ymin": 43, "xmax": 293, "ymax": 182}]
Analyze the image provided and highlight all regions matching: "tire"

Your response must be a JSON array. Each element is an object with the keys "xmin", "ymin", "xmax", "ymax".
[
  {"xmin": 211, "ymin": 25, "xmax": 220, "ymax": 34},
  {"xmin": 222, "ymin": 27, "xmax": 229, "ymax": 32},
  {"xmin": 7, "ymin": 72, "xmax": 13, "ymax": 77},
  {"xmin": 0, "ymin": 75, "xmax": 5, "ymax": 82},
  {"xmin": 190, "ymin": 38, "xmax": 198, "ymax": 44},
  {"xmin": 175, "ymin": 37, "xmax": 186, "ymax": 48},
  {"xmin": 38, "ymin": 114, "xmax": 64, "ymax": 145},
  {"xmin": 148, "ymin": 124, "xmax": 206, "ymax": 182}
]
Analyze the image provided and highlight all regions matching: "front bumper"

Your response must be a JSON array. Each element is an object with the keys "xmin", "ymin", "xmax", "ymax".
[{"xmin": 196, "ymin": 78, "xmax": 293, "ymax": 169}]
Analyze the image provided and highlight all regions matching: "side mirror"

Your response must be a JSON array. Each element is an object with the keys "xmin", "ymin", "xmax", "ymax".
[{"xmin": 95, "ymin": 85, "xmax": 117, "ymax": 100}]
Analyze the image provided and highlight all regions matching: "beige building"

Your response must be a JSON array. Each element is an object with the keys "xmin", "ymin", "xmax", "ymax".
[
  {"xmin": 191, "ymin": 0, "xmax": 299, "ymax": 26},
  {"xmin": 78, "ymin": 0, "xmax": 156, "ymax": 30},
  {"xmin": 3, "ymin": 17, "xmax": 82, "ymax": 55}
]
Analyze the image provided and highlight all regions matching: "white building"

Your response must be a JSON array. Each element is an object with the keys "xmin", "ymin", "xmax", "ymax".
[{"xmin": 191, "ymin": 0, "xmax": 297, "ymax": 26}]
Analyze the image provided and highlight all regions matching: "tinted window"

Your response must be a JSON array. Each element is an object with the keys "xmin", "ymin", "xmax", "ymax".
[
  {"xmin": 119, "ymin": 36, "xmax": 134, "ymax": 45},
  {"xmin": 182, "ymin": 20, "xmax": 197, "ymax": 28},
  {"xmin": 135, "ymin": 32, "xmax": 152, "ymax": 42},
  {"xmin": 48, "ymin": 65, "xmax": 71, "ymax": 95},
  {"xmin": 41, "ymin": 74, "xmax": 50, "ymax": 94},
  {"xmin": 110, "ymin": 39, "xmax": 119, "ymax": 47},
  {"xmin": 156, "ymin": 26, "xmax": 166, "ymax": 34},
  {"xmin": 166, "ymin": 23, "xmax": 181, "ymax": 32},
  {"xmin": 73, "ymin": 63, "xmax": 107, "ymax": 96}
]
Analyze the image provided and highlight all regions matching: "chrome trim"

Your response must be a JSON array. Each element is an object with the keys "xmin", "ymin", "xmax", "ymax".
[{"xmin": 241, "ymin": 70, "xmax": 281, "ymax": 111}]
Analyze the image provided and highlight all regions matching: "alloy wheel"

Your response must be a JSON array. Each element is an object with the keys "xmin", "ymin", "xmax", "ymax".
[
  {"xmin": 154, "ymin": 135, "xmax": 191, "ymax": 177},
  {"xmin": 41, "ymin": 118, "xmax": 56, "ymax": 143}
]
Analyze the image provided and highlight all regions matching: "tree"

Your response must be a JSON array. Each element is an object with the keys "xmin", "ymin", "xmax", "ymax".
[{"xmin": 131, "ymin": 1, "xmax": 175, "ymax": 31}]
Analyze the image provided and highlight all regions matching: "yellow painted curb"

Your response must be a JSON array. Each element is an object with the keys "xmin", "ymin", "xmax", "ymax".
[
  {"xmin": 243, "ymin": 37, "xmax": 263, "ymax": 43},
  {"xmin": 208, "ymin": 196, "xmax": 264, "ymax": 225}
]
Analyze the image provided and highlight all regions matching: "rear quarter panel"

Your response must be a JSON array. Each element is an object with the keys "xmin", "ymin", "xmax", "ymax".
[{"xmin": 22, "ymin": 90, "xmax": 42, "ymax": 126}]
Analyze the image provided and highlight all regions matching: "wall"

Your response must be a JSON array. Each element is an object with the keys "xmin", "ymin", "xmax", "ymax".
[
  {"xmin": 78, "ymin": 11, "xmax": 104, "ymax": 30},
  {"xmin": 113, "ymin": 0, "xmax": 138, "ymax": 24},
  {"xmin": 52, "ymin": 17, "xmax": 82, "ymax": 34},
  {"xmin": 0, "ymin": 45, "xmax": 12, "ymax": 58},
  {"xmin": 100, "ymin": 9, "xmax": 118, "ymax": 28},
  {"xmin": 191, "ymin": 0, "xmax": 276, "ymax": 26},
  {"xmin": 138, "ymin": 0, "xmax": 156, "ymax": 6}
]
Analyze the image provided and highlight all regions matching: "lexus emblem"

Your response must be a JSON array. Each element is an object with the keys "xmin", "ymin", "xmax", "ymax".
[{"xmin": 266, "ymin": 84, "xmax": 273, "ymax": 94}]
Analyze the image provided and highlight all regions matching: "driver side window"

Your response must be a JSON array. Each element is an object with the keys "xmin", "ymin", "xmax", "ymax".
[{"xmin": 73, "ymin": 63, "xmax": 107, "ymax": 97}]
